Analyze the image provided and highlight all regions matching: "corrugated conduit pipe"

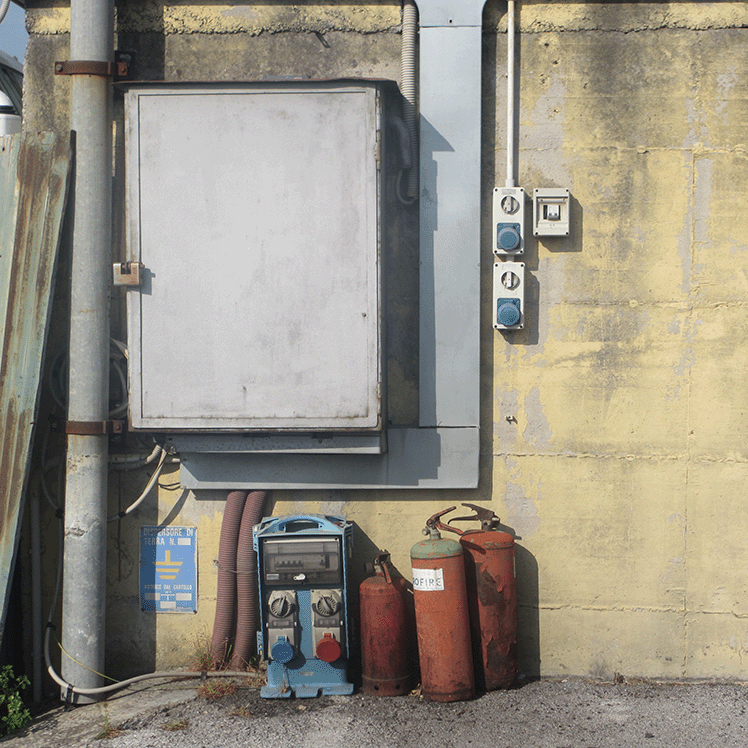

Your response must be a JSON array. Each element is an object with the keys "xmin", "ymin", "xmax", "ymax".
[
  {"xmin": 229, "ymin": 491, "xmax": 268, "ymax": 668},
  {"xmin": 211, "ymin": 490, "xmax": 268, "ymax": 668},
  {"xmin": 401, "ymin": 0, "xmax": 418, "ymax": 199},
  {"xmin": 210, "ymin": 490, "xmax": 248, "ymax": 666}
]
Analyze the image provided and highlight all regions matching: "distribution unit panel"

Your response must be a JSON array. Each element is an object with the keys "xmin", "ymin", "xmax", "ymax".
[
  {"xmin": 124, "ymin": 82, "xmax": 383, "ymax": 432},
  {"xmin": 533, "ymin": 187, "xmax": 571, "ymax": 237},
  {"xmin": 493, "ymin": 261, "xmax": 525, "ymax": 331},
  {"xmin": 493, "ymin": 187, "xmax": 526, "ymax": 256}
]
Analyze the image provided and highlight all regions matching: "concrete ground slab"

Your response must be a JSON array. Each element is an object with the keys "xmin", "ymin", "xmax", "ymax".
[{"xmin": 4, "ymin": 677, "xmax": 748, "ymax": 748}]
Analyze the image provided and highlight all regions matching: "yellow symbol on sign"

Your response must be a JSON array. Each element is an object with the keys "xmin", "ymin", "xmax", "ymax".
[{"xmin": 155, "ymin": 550, "xmax": 183, "ymax": 580}]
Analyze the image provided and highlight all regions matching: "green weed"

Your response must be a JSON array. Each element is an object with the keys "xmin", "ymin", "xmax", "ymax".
[
  {"xmin": 0, "ymin": 665, "xmax": 31, "ymax": 737},
  {"xmin": 94, "ymin": 714, "xmax": 122, "ymax": 740},
  {"xmin": 161, "ymin": 718, "xmax": 189, "ymax": 731},
  {"xmin": 197, "ymin": 679, "xmax": 237, "ymax": 700}
]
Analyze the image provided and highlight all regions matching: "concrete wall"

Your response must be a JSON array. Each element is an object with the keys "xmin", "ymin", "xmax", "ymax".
[{"xmin": 20, "ymin": 0, "xmax": 748, "ymax": 683}]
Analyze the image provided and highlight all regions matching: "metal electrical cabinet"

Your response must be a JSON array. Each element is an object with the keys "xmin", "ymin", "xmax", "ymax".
[
  {"xmin": 254, "ymin": 515, "xmax": 354, "ymax": 698},
  {"xmin": 123, "ymin": 82, "xmax": 383, "ymax": 442}
]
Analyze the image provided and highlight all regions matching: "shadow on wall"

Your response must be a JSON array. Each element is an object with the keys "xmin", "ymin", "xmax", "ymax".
[
  {"xmin": 515, "ymin": 541, "xmax": 540, "ymax": 680},
  {"xmin": 105, "ymin": 470, "xmax": 162, "ymax": 681},
  {"xmin": 348, "ymin": 523, "xmax": 419, "ymax": 689}
]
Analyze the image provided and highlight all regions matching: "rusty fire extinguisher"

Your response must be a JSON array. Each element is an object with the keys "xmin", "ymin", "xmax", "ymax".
[
  {"xmin": 410, "ymin": 509, "xmax": 475, "ymax": 702},
  {"xmin": 359, "ymin": 552, "xmax": 413, "ymax": 696},
  {"xmin": 441, "ymin": 503, "xmax": 518, "ymax": 691}
]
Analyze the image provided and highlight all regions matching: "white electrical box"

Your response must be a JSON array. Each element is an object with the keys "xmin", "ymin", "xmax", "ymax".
[
  {"xmin": 493, "ymin": 187, "xmax": 526, "ymax": 255},
  {"xmin": 533, "ymin": 188, "xmax": 570, "ymax": 236},
  {"xmin": 124, "ymin": 82, "xmax": 383, "ymax": 433},
  {"xmin": 493, "ymin": 261, "xmax": 525, "ymax": 330}
]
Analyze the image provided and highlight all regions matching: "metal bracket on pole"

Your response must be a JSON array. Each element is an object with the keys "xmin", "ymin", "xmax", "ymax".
[
  {"xmin": 54, "ymin": 53, "xmax": 130, "ymax": 79},
  {"xmin": 64, "ymin": 420, "xmax": 124, "ymax": 435}
]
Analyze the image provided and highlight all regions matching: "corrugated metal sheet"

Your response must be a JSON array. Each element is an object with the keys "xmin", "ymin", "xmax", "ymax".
[{"xmin": 0, "ymin": 132, "xmax": 73, "ymax": 647}]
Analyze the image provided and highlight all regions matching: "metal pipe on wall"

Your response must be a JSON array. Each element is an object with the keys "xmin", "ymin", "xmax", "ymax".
[
  {"xmin": 401, "ymin": 0, "xmax": 418, "ymax": 199},
  {"xmin": 61, "ymin": 0, "xmax": 114, "ymax": 703},
  {"xmin": 506, "ymin": 0, "xmax": 516, "ymax": 188}
]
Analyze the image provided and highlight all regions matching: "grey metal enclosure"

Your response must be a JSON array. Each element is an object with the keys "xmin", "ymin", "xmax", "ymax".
[{"xmin": 124, "ymin": 82, "xmax": 383, "ymax": 434}]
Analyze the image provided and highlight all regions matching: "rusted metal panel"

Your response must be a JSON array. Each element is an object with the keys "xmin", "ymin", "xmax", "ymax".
[{"xmin": 0, "ymin": 132, "xmax": 73, "ymax": 648}]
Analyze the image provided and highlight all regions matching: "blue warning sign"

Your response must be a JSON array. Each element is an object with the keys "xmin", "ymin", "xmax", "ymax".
[{"xmin": 140, "ymin": 526, "xmax": 197, "ymax": 613}]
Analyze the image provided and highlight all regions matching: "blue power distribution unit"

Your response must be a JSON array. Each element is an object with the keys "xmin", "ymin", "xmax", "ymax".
[{"xmin": 254, "ymin": 514, "xmax": 354, "ymax": 698}]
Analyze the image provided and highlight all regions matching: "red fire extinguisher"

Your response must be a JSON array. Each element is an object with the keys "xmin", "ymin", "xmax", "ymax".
[
  {"xmin": 443, "ymin": 503, "xmax": 517, "ymax": 691},
  {"xmin": 410, "ymin": 509, "xmax": 475, "ymax": 702},
  {"xmin": 359, "ymin": 552, "xmax": 413, "ymax": 696}
]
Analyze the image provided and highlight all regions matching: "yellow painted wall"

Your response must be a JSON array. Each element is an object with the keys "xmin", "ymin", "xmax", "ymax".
[{"xmin": 21, "ymin": 1, "xmax": 748, "ymax": 683}]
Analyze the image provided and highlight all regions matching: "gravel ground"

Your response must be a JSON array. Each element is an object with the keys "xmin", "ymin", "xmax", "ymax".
[{"xmin": 7, "ymin": 677, "xmax": 748, "ymax": 748}]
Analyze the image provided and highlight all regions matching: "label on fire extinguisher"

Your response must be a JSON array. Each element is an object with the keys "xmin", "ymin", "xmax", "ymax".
[{"xmin": 412, "ymin": 567, "xmax": 445, "ymax": 591}]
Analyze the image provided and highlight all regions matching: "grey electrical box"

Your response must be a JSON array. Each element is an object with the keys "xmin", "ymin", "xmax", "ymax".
[
  {"xmin": 124, "ymin": 82, "xmax": 383, "ymax": 436},
  {"xmin": 493, "ymin": 186, "xmax": 526, "ymax": 255},
  {"xmin": 493, "ymin": 261, "xmax": 525, "ymax": 330},
  {"xmin": 533, "ymin": 188, "xmax": 570, "ymax": 236}
]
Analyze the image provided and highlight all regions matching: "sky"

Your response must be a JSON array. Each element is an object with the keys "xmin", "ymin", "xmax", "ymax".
[{"xmin": 0, "ymin": 3, "xmax": 29, "ymax": 65}]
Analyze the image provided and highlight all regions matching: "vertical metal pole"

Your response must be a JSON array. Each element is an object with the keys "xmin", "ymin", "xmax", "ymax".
[{"xmin": 61, "ymin": 0, "xmax": 113, "ymax": 703}]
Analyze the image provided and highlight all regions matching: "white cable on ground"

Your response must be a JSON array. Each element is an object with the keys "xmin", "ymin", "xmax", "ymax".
[{"xmin": 45, "ymin": 626, "xmax": 256, "ymax": 697}]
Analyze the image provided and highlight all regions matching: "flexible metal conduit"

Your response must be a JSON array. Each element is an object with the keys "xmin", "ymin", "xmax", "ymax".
[{"xmin": 401, "ymin": 0, "xmax": 418, "ymax": 199}]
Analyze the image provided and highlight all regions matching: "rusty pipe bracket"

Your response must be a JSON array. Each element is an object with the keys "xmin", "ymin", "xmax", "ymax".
[
  {"xmin": 425, "ymin": 506, "xmax": 463, "ymax": 536},
  {"xmin": 448, "ymin": 502, "xmax": 501, "ymax": 532},
  {"xmin": 54, "ymin": 52, "xmax": 131, "ymax": 80},
  {"xmin": 65, "ymin": 420, "xmax": 124, "ymax": 436}
]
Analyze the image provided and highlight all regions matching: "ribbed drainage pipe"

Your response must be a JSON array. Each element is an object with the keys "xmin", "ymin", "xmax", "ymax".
[
  {"xmin": 229, "ymin": 490, "xmax": 268, "ymax": 669},
  {"xmin": 210, "ymin": 490, "xmax": 248, "ymax": 666}
]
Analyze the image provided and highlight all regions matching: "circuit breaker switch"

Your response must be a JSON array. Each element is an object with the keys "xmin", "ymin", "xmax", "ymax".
[
  {"xmin": 533, "ymin": 188, "xmax": 570, "ymax": 236},
  {"xmin": 544, "ymin": 203, "xmax": 561, "ymax": 221}
]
